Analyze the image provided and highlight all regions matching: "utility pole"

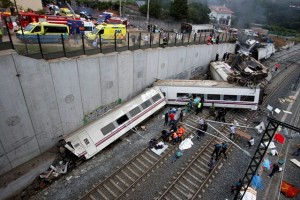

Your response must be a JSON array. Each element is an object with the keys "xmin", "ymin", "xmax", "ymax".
[
  {"xmin": 147, "ymin": 0, "xmax": 150, "ymax": 23},
  {"xmin": 119, "ymin": 0, "xmax": 122, "ymax": 17}
]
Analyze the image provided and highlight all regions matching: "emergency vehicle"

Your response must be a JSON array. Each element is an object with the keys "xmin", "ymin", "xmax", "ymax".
[
  {"xmin": 85, "ymin": 23, "xmax": 126, "ymax": 43},
  {"xmin": 0, "ymin": 13, "xmax": 13, "ymax": 30},
  {"xmin": 16, "ymin": 22, "xmax": 69, "ymax": 43}
]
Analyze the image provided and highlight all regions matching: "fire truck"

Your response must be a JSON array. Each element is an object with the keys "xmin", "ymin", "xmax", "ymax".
[{"xmin": 0, "ymin": 13, "xmax": 13, "ymax": 30}]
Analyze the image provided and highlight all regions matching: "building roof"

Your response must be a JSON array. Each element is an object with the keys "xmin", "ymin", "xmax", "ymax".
[{"xmin": 209, "ymin": 5, "xmax": 234, "ymax": 14}]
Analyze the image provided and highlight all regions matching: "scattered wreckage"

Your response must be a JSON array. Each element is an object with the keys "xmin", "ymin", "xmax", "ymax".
[{"xmin": 210, "ymin": 53, "xmax": 269, "ymax": 88}]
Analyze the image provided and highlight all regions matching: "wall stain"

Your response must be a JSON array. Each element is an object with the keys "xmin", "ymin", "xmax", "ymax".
[
  {"xmin": 7, "ymin": 116, "xmax": 21, "ymax": 127},
  {"xmin": 83, "ymin": 98, "xmax": 122, "ymax": 125}
]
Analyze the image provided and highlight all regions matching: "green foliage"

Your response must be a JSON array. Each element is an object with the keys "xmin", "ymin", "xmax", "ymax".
[
  {"xmin": 139, "ymin": 0, "xmax": 162, "ymax": 18},
  {"xmin": 36, "ymin": 9, "xmax": 46, "ymax": 15},
  {"xmin": 170, "ymin": 0, "xmax": 188, "ymax": 20},
  {"xmin": 93, "ymin": 2, "xmax": 113, "ymax": 10},
  {"xmin": 187, "ymin": 2, "xmax": 210, "ymax": 24},
  {"xmin": 0, "ymin": 0, "xmax": 13, "ymax": 8}
]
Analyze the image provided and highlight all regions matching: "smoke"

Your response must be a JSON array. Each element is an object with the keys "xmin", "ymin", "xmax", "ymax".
[{"xmin": 200, "ymin": 0, "xmax": 268, "ymax": 28}]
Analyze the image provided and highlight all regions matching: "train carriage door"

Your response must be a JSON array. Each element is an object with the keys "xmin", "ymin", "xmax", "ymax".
[{"xmin": 77, "ymin": 131, "xmax": 97, "ymax": 157}]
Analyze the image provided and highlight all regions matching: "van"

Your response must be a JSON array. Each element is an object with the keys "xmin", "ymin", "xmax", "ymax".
[
  {"xmin": 83, "ymin": 21, "xmax": 95, "ymax": 34},
  {"xmin": 16, "ymin": 22, "xmax": 69, "ymax": 43},
  {"xmin": 85, "ymin": 23, "xmax": 126, "ymax": 43}
]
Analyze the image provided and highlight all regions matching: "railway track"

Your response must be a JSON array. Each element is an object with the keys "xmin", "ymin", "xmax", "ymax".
[{"xmin": 78, "ymin": 49, "xmax": 300, "ymax": 200}]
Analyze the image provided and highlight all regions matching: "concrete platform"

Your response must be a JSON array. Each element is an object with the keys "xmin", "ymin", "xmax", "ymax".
[{"xmin": 0, "ymin": 150, "xmax": 57, "ymax": 200}]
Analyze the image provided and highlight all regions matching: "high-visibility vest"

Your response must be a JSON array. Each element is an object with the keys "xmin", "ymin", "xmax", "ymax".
[
  {"xmin": 198, "ymin": 102, "xmax": 202, "ymax": 108},
  {"xmin": 178, "ymin": 127, "xmax": 185, "ymax": 135}
]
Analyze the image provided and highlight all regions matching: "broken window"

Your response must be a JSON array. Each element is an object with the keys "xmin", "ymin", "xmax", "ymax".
[
  {"xmin": 207, "ymin": 94, "xmax": 220, "ymax": 100},
  {"xmin": 241, "ymin": 95, "xmax": 255, "ymax": 102},
  {"xmin": 116, "ymin": 114, "xmax": 129, "ymax": 125},
  {"xmin": 224, "ymin": 95, "xmax": 237, "ymax": 101}
]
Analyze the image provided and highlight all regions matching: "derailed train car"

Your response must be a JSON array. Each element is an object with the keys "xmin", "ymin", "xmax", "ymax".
[
  {"xmin": 62, "ymin": 86, "xmax": 166, "ymax": 159},
  {"xmin": 153, "ymin": 79, "xmax": 262, "ymax": 110}
]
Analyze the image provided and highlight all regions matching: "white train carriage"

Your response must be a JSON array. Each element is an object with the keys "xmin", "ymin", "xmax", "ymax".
[
  {"xmin": 153, "ymin": 80, "xmax": 261, "ymax": 110},
  {"xmin": 63, "ymin": 86, "xmax": 166, "ymax": 159}
]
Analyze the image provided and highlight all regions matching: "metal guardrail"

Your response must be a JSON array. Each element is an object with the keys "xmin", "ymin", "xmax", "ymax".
[{"xmin": 0, "ymin": 28, "xmax": 237, "ymax": 60}]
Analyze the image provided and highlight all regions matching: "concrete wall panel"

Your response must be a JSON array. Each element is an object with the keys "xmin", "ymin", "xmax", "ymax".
[
  {"xmin": 13, "ymin": 55, "xmax": 63, "ymax": 152},
  {"xmin": 7, "ymin": 137, "xmax": 40, "ymax": 168},
  {"xmin": 133, "ymin": 50, "xmax": 146, "ymax": 96},
  {"xmin": 50, "ymin": 60, "xmax": 84, "ymax": 134},
  {"xmin": 99, "ymin": 53, "xmax": 119, "ymax": 105},
  {"xmin": 118, "ymin": 51, "xmax": 134, "ymax": 100},
  {"xmin": 157, "ymin": 48, "xmax": 169, "ymax": 79},
  {"xmin": 0, "ymin": 54, "xmax": 39, "ymax": 170},
  {"xmin": 167, "ymin": 48, "xmax": 178, "ymax": 78},
  {"xmin": 77, "ymin": 56, "xmax": 102, "ymax": 114},
  {"xmin": 0, "ymin": 148, "xmax": 11, "ymax": 175},
  {"xmin": 145, "ymin": 49, "xmax": 159, "ymax": 87},
  {"xmin": 174, "ymin": 47, "xmax": 187, "ymax": 76}
]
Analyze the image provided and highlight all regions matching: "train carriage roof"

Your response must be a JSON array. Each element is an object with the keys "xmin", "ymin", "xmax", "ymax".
[{"xmin": 153, "ymin": 79, "xmax": 256, "ymax": 88}]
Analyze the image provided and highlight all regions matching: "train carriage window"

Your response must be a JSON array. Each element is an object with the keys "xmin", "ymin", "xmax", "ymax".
[
  {"xmin": 177, "ymin": 93, "xmax": 189, "ymax": 99},
  {"xmin": 129, "ymin": 106, "xmax": 141, "ymax": 117},
  {"xmin": 74, "ymin": 143, "xmax": 80, "ymax": 148},
  {"xmin": 207, "ymin": 94, "xmax": 221, "ymax": 100},
  {"xmin": 224, "ymin": 95, "xmax": 237, "ymax": 101},
  {"xmin": 116, "ymin": 114, "xmax": 129, "ymax": 125},
  {"xmin": 241, "ymin": 95, "xmax": 255, "ymax": 102},
  {"xmin": 101, "ymin": 122, "xmax": 116, "ymax": 136},
  {"xmin": 83, "ymin": 138, "xmax": 90, "ymax": 145},
  {"xmin": 151, "ymin": 94, "xmax": 161, "ymax": 103},
  {"xmin": 141, "ymin": 99, "xmax": 152, "ymax": 109}
]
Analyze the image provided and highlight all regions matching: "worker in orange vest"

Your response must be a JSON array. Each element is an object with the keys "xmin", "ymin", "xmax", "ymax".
[{"xmin": 177, "ymin": 125, "xmax": 185, "ymax": 142}]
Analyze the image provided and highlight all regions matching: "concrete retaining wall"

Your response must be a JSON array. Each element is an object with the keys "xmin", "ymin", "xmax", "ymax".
[{"xmin": 0, "ymin": 43, "xmax": 235, "ymax": 176}]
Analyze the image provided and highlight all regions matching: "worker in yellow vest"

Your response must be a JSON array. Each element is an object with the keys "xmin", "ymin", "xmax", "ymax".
[{"xmin": 196, "ymin": 101, "xmax": 202, "ymax": 115}]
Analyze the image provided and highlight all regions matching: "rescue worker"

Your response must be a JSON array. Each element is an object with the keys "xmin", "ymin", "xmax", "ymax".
[
  {"xmin": 207, "ymin": 35, "xmax": 212, "ymax": 45},
  {"xmin": 230, "ymin": 123, "xmax": 236, "ymax": 141},
  {"xmin": 163, "ymin": 36, "xmax": 168, "ymax": 47},
  {"xmin": 218, "ymin": 142, "xmax": 228, "ymax": 159},
  {"xmin": 172, "ymin": 131, "xmax": 179, "ymax": 145},
  {"xmin": 212, "ymin": 143, "xmax": 222, "ymax": 161},
  {"xmin": 195, "ymin": 101, "xmax": 202, "ymax": 115},
  {"xmin": 169, "ymin": 112, "xmax": 175, "ymax": 125},
  {"xmin": 161, "ymin": 130, "xmax": 170, "ymax": 142},
  {"xmin": 0, "ymin": 27, "xmax": 3, "ymax": 43},
  {"xmin": 209, "ymin": 103, "xmax": 216, "ymax": 118},
  {"xmin": 177, "ymin": 125, "xmax": 185, "ymax": 142}
]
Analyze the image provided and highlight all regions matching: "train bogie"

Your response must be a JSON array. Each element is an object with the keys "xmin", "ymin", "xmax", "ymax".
[{"xmin": 63, "ymin": 87, "xmax": 166, "ymax": 159}]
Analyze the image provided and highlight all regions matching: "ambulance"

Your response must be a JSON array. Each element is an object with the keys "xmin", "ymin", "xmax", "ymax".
[{"xmin": 85, "ymin": 23, "xmax": 126, "ymax": 43}]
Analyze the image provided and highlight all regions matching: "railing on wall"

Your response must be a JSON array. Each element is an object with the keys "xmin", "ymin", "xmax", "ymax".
[{"xmin": 1, "ymin": 29, "xmax": 238, "ymax": 60}]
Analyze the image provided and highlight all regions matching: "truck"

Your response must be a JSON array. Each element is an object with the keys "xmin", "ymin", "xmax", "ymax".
[{"xmin": 181, "ymin": 23, "xmax": 213, "ymax": 34}]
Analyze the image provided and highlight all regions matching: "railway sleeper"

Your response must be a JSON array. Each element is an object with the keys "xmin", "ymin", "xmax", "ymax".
[
  {"xmin": 126, "ymin": 165, "xmax": 141, "ymax": 178},
  {"xmin": 174, "ymin": 184, "xmax": 193, "ymax": 199},
  {"xmin": 109, "ymin": 178, "xmax": 125, "ymax": 193},
  {"xmin": 190, "ymin": 166, "xmax": 206, "ymax": 178},
  {"xmin": 141, "ymin": 154, "xmax": 155, "ymax": 165},
  {"xmin": 131, "ymin": 161, "xmax": 146, "ymax": 173},
  {"xmin": 178, "ymin": 180, "xmax": 196, "ymax": 193},
  {"xmin": 115, "ymin": 174, "xmax": 130, "ymax": 187},
  {"xmin": 193, "ymin": 162, "xmax": 208, "ymax": 174},
  {"xmin": 169, "ymin": 189, "xmax": 184, "ymax": 200},
  {"xmin": 182, "ymin": 175, "xmax": 200, "ymax": 188},
  {"xmin": 136, "ymin": 158, "xmax": 151, "ymax": 169},
  {"xmin": 120, "ymin": 169, "xmax": 136, "ymax": 182},
  {"xmin": 186, "ymin": 170, "xmax": 203, "ymax": 183},
  {"xmin": 103, "ymin": 183, "xmax": 119, "ymax": 198},
  {"xmin": 145, "ymin": 151, "xmax": 160, "ymax": 161},
  {"xmin": 96, "ymin": 188, "xmax": 110, "ymax": 200}
]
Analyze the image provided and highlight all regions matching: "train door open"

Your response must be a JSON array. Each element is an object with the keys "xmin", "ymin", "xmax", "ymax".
[{"xmin": 77, "ymin": 131, "xmax": 97, "ymax": 156}]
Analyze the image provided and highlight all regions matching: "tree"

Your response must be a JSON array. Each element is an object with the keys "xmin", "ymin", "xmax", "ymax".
[
  {"xmin": 170, "ymin": 0, "xmax": 188, "ymax": 20},
  {"xmin": 188, "ymin": 2, "xmax": 210, "ymax": 24},
  {"xmin": 140, "ymin": 0, "xmax": 162, "ymax": 19},
  {"xmin": 0, "ymin": 0, "xmax": 13, "ymax": 8}
]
